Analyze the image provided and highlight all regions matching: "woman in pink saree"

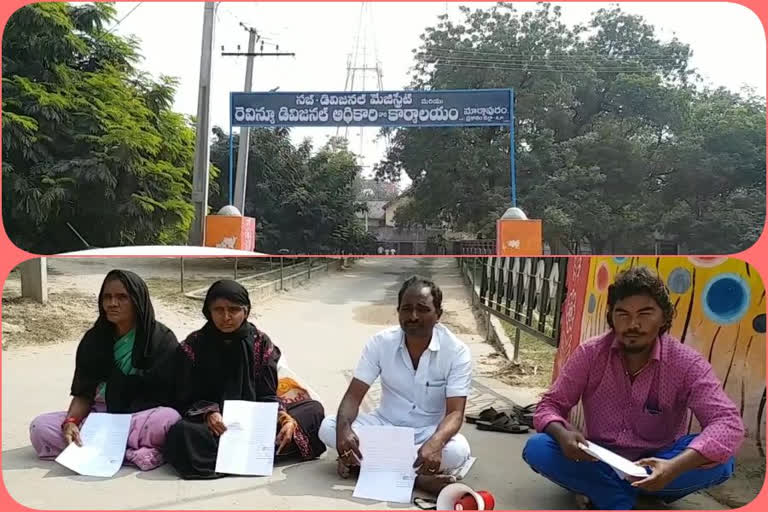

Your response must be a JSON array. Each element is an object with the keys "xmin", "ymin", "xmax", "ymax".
[{"xmin": 29, "ymin": 270, "xmax": 181, "ymax": 471}]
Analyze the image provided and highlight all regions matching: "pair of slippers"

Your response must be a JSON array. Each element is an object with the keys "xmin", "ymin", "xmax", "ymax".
[{"xmin": 464, "ymin": 404, "xmax": 536, "ymax": 434}]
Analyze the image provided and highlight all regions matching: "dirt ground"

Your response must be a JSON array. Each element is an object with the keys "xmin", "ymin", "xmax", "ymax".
[
  {"xmin": 706, "ymin": 445, "xmax": 765, "ymax": 508},
  {"xmin": 493, "ymin": 324, "xmax": 557, "ymax": 389},
  {"xmin": 2, "ymin": 257, "xmax": 313, "ymax": 350}
]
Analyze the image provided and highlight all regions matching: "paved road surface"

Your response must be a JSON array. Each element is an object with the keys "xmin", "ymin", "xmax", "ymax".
[{"xmin": 1, "ymin": 258, "xmax": 724, "ymax": 510}]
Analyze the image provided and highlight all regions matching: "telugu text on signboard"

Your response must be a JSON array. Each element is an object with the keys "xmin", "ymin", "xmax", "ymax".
[{"xmin": 230, "ymin": 89, "xmax": 512, "ymax": 128}]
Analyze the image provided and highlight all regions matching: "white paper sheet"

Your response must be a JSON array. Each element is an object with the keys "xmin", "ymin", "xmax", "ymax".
[
  {"xmin": 578, "ymin": 441, "xmax": 649, "ymax": 478},
  {"xmin": 55, "ymin": 413, "xmax": 132, "ymax": 477},
  {"xmin": 215, "ymin": 400, "xmax": 279, "ymax": 476},
  {"xmin": 353, "ymin": 425, "xmax": 417, "ymax": 504}
]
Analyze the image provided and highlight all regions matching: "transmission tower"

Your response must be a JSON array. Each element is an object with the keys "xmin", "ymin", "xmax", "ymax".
[{"xmin": 337, "ymin": 2, "xmax": 385, "ymax": 170}]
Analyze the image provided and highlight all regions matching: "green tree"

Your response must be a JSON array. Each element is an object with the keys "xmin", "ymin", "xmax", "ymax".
[
  {"xmin": 209, "ymin": 129, "xmax": 375, "ymax": 254},
  {"xmin": 655, "ymin": 88, "xmax": 766, "ymax": 253},
  {"xmin": 376, "ymin": 2, "xmax": 764, "ymax": 253},
  {"xmin": 3, "ymin": 2, "xmax": 200, "ymax": 253}
]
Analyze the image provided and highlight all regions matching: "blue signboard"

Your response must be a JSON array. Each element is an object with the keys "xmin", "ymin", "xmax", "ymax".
[
  {"xmin": 227, "ymin": 87, "xmax": 517, "ymax": 208},
  {"xmin": 230, "ymin": 89, "xmax": 512, "ymax": 128}
]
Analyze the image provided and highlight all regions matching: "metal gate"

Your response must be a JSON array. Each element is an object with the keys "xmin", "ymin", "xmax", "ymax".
[{"xmin": 459, "ymin": 257, "xmax": 568, "ymax": 346}]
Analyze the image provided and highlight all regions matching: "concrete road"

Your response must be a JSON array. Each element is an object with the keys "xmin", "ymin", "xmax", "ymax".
[{"xmin": 1, "ymin": 258, "xmax": 725, "ymax": 510}]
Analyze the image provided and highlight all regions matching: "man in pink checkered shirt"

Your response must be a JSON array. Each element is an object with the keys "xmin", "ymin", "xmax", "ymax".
[{"xmin": 523, "ymin": 267, "xmax": 745, "ymax": 510}]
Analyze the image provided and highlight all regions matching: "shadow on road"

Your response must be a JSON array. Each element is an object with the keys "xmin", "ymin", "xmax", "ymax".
[
  {"xmin": 1, "ymin": 447, "xmax": 51, "ymax": 472},
  {"xmin": 1, "ymin": 445, "xmax": 142, "ymax": 483},
  {"xmin": 130, "ymin": 455, "xmax": 412, "ymax": 510},
  {"xmin": 267, "ymin": 458, "xmax": 414, "ymax": 508}
]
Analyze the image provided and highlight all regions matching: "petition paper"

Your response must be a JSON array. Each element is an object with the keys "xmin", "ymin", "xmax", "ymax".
[
  {"xmin": 578, "ymin": 441, "xmax": 649, "ymax": 478},
  {"xmin": 55, "ymin": 413, "xmax": 132, "ymax": 477},
  {"xmin": 353, "ymin": 425, "xmax": 417, "ymax": 503},
  {"xmin": 215, "ymin": 400, "xmax": 279, "ymax": 476}
]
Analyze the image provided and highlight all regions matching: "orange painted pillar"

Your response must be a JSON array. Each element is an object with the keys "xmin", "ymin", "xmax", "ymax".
[
  {"xmin": 496, "ymin": 219, "xmax": 543, "ymax": 255},
  {"xmin": 204, "ymin": 216, "xmax": 257, "ymax": 251}
]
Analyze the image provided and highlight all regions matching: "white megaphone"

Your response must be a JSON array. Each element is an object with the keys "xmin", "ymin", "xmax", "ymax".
[{"xmin": 435, "ymin": 483, "xmax": 495, "ymax": 510}]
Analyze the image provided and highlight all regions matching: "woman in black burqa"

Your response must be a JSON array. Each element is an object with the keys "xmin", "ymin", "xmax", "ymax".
[
  {"xmin": 29, "ymin": 270, "xmax": 181, "ymax": 471},
  {"xmin": 163, "ymin": 280, "xmax": 326, "ymax": 479}
]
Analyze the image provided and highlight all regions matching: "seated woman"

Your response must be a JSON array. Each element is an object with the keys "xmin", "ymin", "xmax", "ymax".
[
  {"xmin": 29, "ymin": 270, "xmax": 181, "ymax": 471},
  {"xmin": 163, "ymin": 280, "xmax": 326, "ymax": 479}
]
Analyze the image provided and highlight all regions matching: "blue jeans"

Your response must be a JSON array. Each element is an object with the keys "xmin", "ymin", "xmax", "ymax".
[{"xmin": 522, "ymin": 433, "xmax": 734, "ymax": 510}]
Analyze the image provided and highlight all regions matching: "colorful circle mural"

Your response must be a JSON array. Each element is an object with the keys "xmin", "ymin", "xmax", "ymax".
[
  {"xmin": 701, "ymin": 273, "xmax": 751, "ymax": 325},
  {"xmin": 667, "ymin": 267, "xmax": 692, "ymax": 294},
  {"xmin": 595, "ymin": 263, "xmax": 610, "ymax": 292},
  {"xmin": 688, "ymin": 257, "xmax": 728, "ymax": 268},
  {"xmin": 753, "ymin": 314, "xmax": 766, "ymax": 334},
  {"xmin": 588, "ymin": 293, "xmax": 596, "ymax": 313},
  {"xmin": 613, "ymin": 257, "xmax": 628, "ymax": 264}
]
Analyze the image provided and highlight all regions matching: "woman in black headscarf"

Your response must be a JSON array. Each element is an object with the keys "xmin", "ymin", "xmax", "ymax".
[
  {"xmin": 164, "ymin": 280, "xmax": 326, "ymax": 479},
  {"xmin": 29, "ymin": 270, "xmax": 181, "ymax": 471}
]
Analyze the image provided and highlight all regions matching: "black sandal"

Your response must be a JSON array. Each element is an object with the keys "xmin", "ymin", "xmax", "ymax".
[
  {"xmin": 513, "ymin": 403, "xmax": 537, "ymax": 414},
  {"xmin": 476, "ymin": 412, "xmax": 529, "ymax": 433},
  {"xmin": 465, "ymin": 406, "xmax": 505, "ymax": 424},
  {"xmin": 513, "ymin": 403, "xmax": 537, "ymax": 428}
]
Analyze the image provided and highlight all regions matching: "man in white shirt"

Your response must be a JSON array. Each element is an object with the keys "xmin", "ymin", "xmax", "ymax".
[{"xmin": 319, "ymin": 276, "xmax": 473, "ymax": 495}]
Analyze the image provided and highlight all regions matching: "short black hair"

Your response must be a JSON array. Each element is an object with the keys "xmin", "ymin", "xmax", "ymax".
[
  {"xmin": 398, "ymin": 276, "xmax": 443, "ymax": 313},
  {"xmin": 607, "ymin": 266, "xmax": 675, "ymax": 334}
]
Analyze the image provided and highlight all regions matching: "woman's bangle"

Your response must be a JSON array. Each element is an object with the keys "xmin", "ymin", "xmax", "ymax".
[{"xmin": 60, "ymin": 417, "xmax": 81, "ymax": 430}]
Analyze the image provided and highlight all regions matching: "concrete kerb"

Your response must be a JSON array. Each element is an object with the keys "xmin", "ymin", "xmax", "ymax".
[
  {"xmin": 488, "ymin": 315, "xmax": 514, "ymax": 360},
  {"xmin": 457, "ymin": 259, "xmax": 513, "ymax": 361}
]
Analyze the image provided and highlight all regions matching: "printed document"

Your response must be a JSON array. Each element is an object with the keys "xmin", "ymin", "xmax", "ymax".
[
  {"xmin": 578, "ymin": 441, "xmax": 649, "ymax": 478},
  {"xmin": 215, "ymin": 400, "xmax": 279, "ymax": 476},
  {"xmin": 353, "ymin": 425, "xmax": 417, "ymax": 503},
  {"xmin": 55, "ymin": 413, "xmax": 131, "ymax": 477}
]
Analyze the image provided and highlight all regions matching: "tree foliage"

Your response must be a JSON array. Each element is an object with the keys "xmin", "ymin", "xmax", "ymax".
[
  {"xmin": 209, "ymin": 130, "xmax": 375, "ymax": 254},
  {"xmin": 375, "ymin": 3, "xmax": 765, "ymax": 253},
  {"xmin": 3, "ymin": 2, "xmax": 199, "ymax": 252},
  {"xmin": 4, "ymin": 3, "xmax": 377, "ymax": 254}
]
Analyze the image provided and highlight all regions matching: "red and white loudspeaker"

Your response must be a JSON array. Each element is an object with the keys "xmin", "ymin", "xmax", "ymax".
[{"xmin": 436, "ymin": 483, "xmax": 496, "ymax": 510}]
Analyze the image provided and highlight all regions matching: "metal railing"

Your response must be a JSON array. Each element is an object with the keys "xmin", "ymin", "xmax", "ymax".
[
  {"xmin": 454, "ymin": 240, "xmax": 497, "ymax": 255},
  {"xmin": 178, "ymin": 257, "xmax": 336, "ymax": 298},
  {"xmin": 459, "ymin": 257, "xmax": 568, "ymax": 346}
]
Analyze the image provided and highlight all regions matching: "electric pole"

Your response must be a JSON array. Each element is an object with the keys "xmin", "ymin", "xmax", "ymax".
[
  {"xmin": 232, "ymin": 25, "xmax": 257, "ymax": 214},
  {"xmin": 223, "ymin": 24, "xmax": 295, "ymax": 214},
  {"xmin": 189, "ymin": 2, "xmax": 217, "ymax": 246}
]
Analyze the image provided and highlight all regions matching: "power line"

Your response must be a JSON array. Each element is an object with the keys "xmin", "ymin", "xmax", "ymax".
[
  {"xmin": 67, "ymin": 2, "xmax": 142, "ymax": 34},
  {"xmin": 420, "ymin": 55, "xmax": 674, "ymax": 72},
  {"xmin": 423, "ymin": 49, "xmax": 686, "ymax": 64},
  {"xmin": 218, "ymin": 6, "xmax": 284, "ymax": 52},
  {"xmin": 104, "ymin": 2, "xmax": 143, "ymax": 36},
  {"xmin": 218, "ymin": 3, "xmax": 248, "ymax": 27},
  {"xmin": 421, "ymin": 60, "xmax": 678, "ymax": 74},
  {"xmin": 422, "ymin": 45, "xmax": 689, "ymax": 60},
  {"xmin": 86, "ymin": 1, "xmax": 143, "ymax": 44},
  {"xmin": 217, "ymin": 4, "xmax": 284, "ymax": 48}
]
